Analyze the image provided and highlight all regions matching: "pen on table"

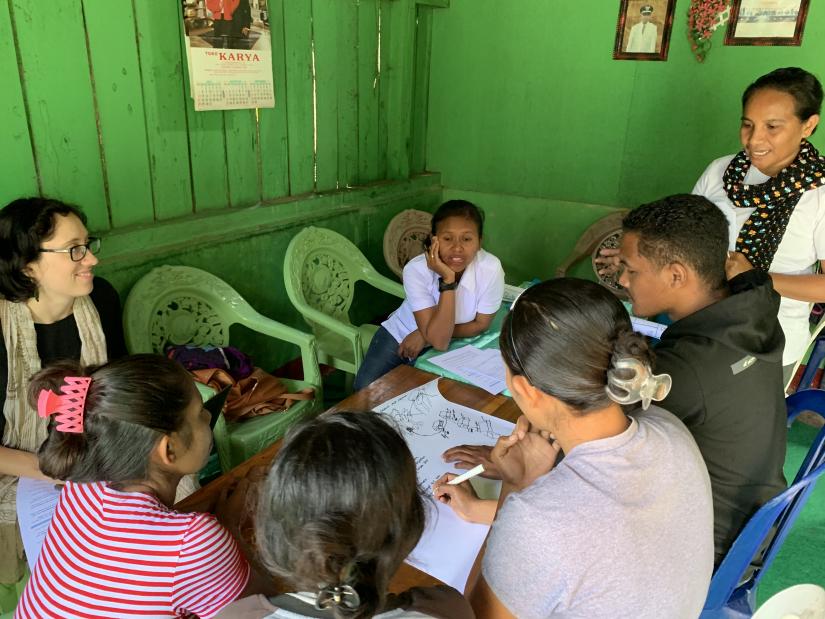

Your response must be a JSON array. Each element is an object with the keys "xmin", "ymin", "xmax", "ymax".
[{"xmin": 447, "ymin": 464, "xmax": 485, "ymax": 485}]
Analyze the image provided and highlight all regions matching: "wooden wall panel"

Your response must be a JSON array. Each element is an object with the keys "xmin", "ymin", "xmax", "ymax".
[
  {"xmin": 10, "ymin": 0, "xmax": 108, "ymax": 229},
  {"xmin": 133, "ymin": 0, "xmax": 193, "ymax": 221},
  {"xmin": 0, "ymin": 0, "xmax": 38, "ymax": 204},
  {"xmin": 0, "ymin": 0, "xmax": 432, "ymax": 227},
  {"xmin": 382, "ymin": 0, "xmax": 416, "ymax": 181},
  {"xmin": 225, "ymin": 109, "xmax": 262, "ymax": 207},
  {"xmin": 259, "ymin": 0, "xmax": 290, "ymax": 200},
  {"xmin": 283, "ymin": 0, "xmax": 315, "ymax": 195},
  {"xmin": 357, "ymin": 0, "xmax": 381, "ymax": 184},
  {"xmin": 83, "ymin": 0, "xmax": 154, "ymax": 227}
]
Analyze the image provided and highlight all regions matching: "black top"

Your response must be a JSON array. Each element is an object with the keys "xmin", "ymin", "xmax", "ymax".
[
  {"xmin": 0, "ymin": 277, "xmax": 127, "ymax": 441},
  {"xmin": 653, "ymin": 269, "xmax": 787, "ymax": 562}
]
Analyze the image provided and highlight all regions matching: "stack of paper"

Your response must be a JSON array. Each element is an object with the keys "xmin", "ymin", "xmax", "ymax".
[
  {"xmin": 17, "ymin": 478, "xmax": 61, "ymax": 568},
  {"xmin": 429, "ymin": 345, "xmax": 507, "ymax": 394}
]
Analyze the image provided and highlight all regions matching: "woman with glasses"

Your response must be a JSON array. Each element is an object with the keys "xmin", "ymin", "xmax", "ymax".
[
  {"xmin": 434, "ymin": 279, "xmax": 714, "ymax": 619},
  {"xmin": 0, "ymin": 197, "xmax": 126, "ymax": 587}
]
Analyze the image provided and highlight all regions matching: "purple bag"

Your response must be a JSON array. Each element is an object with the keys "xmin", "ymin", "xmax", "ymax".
[{"xmin": 166, "ymin": 345, "xmax": 254, "ymax": 381}]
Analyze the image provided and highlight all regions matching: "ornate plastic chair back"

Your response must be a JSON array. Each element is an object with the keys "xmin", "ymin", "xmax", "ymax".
[
  {"xmin": 383, "ymin": 209, "xmax": 432, "ymax": 279},
  {"xmin": 124, "ymin": 265, "xmax": 322, "ymax": 471},
  {"xmin": 284, "ymin": 227, "xmax": 404, "ymax": 375},
  {"xmin": 555, "ymin": 209, "xmax": 628, "ymax": 298},
  {"xmin": 700, "ymin": 397, "xmax": 825, "ymax": 619}
]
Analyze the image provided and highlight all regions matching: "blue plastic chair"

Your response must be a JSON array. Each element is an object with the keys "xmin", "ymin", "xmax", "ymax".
[
  {"xmin": 700, "ymin": 462, "xmax": 825, "ymax": 618},
  {"xmin": 795, "ymin": 336, "xmax": 825, "ymax": 392},
  {"xmin": 700, "ymin": 394, "xmax": 825, "ymax": 619},
  {"xmin": 785, "ymin": 391, "xmax": 825, "ymax": 482}
]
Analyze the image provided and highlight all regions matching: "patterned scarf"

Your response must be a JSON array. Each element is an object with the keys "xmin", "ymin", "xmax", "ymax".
[
  {"xmin": 0, "ymin": 296, "xmax": 107, "ymax": 583},
  {"xmin": 723, "ymin": 139, "xmax": 825, "ymax": 272}
]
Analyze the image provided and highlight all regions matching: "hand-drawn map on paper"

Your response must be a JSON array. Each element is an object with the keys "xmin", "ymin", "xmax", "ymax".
[{"xmin": 375, "ymin": 379, "xmax": 515, "ymax": 591}]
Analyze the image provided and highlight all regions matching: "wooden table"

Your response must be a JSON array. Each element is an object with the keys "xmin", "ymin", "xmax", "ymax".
[{"xmin": 177, "ymin": 365, "xmax": 520, "ymax": 593}]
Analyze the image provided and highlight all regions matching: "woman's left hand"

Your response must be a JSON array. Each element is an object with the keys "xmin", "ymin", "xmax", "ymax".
[
  {"xmin": 491, "ymin": 417, "xmax": 561, "ymax": 491},
  {"xmin": 398, "ymin": 329, "xmax": 427, "ymax": 360},
  {"xmin": 726, "ymin": 251, "xmax": 754, "ymax": 280}
]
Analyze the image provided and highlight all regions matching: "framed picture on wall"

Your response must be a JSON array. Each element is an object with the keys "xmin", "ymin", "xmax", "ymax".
[
  {"xmin": 613, "ymin": 0, "xmax": 677, "ymax": 61},
  {"xmin": 725, "ymin": 0, "xmax": 809, "ymax": 46}
]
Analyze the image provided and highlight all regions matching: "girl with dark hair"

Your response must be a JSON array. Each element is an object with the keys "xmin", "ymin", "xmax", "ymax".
[
  {"xmin": 435, "ymin": 279, "xmax": 713, "ymax": 619},
  {"xmin": 354, "ymin": 200, "xmax": 504, "ymax": 390},
  {"xmin": 16, "ymin": 355, "xmax": 249, "ymax": 618},
  {"xmin": 693, "ymin": 67, "xmax": 825, "ymax": 377},
  {"xmin": 0, "ymin": 197, "xmax": 126, "ymax": 586},
  {"xmin": 216, "ymin": 411, "xmax": 473, "ymax": 619}
]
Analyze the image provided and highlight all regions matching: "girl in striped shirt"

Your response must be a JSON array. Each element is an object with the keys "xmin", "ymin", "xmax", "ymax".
[{"xmin": 16, "ymin": 354, "xmax": 250, "ymax": 619}]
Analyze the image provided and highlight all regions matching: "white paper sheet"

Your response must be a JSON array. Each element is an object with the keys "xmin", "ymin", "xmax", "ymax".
[
  {"xmin": 429, "ymin": 345, "xmax": 507, "ymax": 394},
  {"xmin": 375, "ymin": 379, "xmax": 514, "ymax": 591},
  {"xmin": 16, "ymin": 478, "xmax": 61, "ymax": 569},
  {"xmin": 631, "ymin": 316, "xmax": 667, "ymax": 339}
]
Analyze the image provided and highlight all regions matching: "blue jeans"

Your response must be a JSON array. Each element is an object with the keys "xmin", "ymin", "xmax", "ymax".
[{"xmin": 354, "ymin": 327, "xmax": 415, "ymax": 391}]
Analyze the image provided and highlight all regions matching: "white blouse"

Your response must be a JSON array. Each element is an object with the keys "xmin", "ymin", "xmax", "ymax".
[
  {"xmin": 382, "ymin": 249, "xmax": 505, "ymax": 344},
  {"xmin": 694, "ymin": 154, "xmax": 825, "ymax": 365}
]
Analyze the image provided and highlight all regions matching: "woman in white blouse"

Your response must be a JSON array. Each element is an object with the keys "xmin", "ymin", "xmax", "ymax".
[
  {"xmin": 694, "ymin": 67, "xmax": 824, "ymax": 377},
  {"xmin": 354, "ymin": 200, "xmax": 505, "ymax": 391}
]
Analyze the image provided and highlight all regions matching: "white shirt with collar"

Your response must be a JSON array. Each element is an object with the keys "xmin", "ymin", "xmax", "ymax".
[
  {"xmin": 693, "ymin": 154, "xmax": 825, "ymax": 365},
  {"xmin": 381, "ymin": 249, "xmax": 505, "ymax": 344}
]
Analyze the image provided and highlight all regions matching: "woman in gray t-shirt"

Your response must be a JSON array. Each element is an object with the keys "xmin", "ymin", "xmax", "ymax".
[{"xmin": 434, "ymin": 278, "xmax": 714, "ymax": 619}]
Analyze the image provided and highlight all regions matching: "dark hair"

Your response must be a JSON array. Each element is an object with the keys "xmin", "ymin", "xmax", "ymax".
[
  {"xmin": 255, "ymin": 411, "xmax": 426, "ymax": 619},
  {"xmin": 30, "ymin": 354, "xmax": 194, "ymax": 482},
  {"xmin": 742, "ymin": 67, "xmax": 823, "ymax": 134},
  {"xmin": 500, "ymin": 278, "xmax": 653, "ymax": 412},
  {"xmin": 622, "ymin": 194, "xmax": 728, "ymax": 291},
  {"xmin": 424, "ymin": 200, "xmax": 484, "ymax": 250},
  {"xmin": 0, "ymin": 197, "xmax": 87, "ymax": 302}
]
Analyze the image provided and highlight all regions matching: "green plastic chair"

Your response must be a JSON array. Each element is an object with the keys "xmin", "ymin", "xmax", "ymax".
[
  {"xmin": 284, "ymin": 227, "xmax": 405, "ymax": 376},
  {"xmin": 124, "ymin": 265, "xmax": 323, "ymax": 472}
]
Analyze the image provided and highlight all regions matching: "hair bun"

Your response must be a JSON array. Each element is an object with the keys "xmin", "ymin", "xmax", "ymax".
[{"xmin": 606, "ymin": 357, "xmax": 671, "ymax": 410}]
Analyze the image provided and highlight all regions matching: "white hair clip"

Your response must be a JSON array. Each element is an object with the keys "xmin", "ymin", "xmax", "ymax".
[{"xmin": 606, "ymin": 358, "xmax": 672, "ymax": 410}]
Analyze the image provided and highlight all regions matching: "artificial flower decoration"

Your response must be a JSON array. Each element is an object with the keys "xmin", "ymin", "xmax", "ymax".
[{"xmin": 688, "ymin": 0, "xmax": 731, "ymax": 62}]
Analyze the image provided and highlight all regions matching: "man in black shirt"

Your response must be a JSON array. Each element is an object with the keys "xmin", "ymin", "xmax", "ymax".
[{"xmin": 618, "ymin": 193, "xmax": 787, "ymax": 566}]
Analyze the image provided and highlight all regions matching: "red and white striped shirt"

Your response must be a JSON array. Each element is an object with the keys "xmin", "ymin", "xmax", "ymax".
[{"xmin": 16, "ymin": 481, "xmax": 249, "ymax": 619}]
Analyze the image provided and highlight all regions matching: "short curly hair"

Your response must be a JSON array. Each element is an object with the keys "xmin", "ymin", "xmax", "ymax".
[
  {"xmin": 622, "ymin": 194, "xmax": 728, "ymax": 291},
  {"xmin": 0, "ymin": 197, "xmax": 87, "ymax": 302}
]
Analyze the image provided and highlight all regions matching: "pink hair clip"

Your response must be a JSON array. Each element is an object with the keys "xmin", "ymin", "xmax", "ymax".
[{"xmin": 37, "ymin": 377, "xmax": 92, "ymax": 434}]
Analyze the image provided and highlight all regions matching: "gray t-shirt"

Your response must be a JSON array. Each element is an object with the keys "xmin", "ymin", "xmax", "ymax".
[{"xmin": 483, "ymin": 406, "xmax": 714, "ymax": 619}]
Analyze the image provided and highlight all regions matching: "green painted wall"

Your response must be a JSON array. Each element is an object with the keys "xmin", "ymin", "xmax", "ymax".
[
  {"xmin": 426, "ymin": 0, "xmax": 825, "ymax": 217},
  {"xmin": 442, "ymin": 189, "xmax": 617, "ymax": 284}
]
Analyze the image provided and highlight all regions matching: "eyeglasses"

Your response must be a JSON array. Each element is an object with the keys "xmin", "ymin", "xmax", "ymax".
[{"xmin": 39, "ymin": 237, "xmax": 101, "ymax": 262}]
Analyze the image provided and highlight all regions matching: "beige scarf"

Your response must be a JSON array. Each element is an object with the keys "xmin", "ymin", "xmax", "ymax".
[{"xmin": 0, "ymin": 296, "xmax": 106, "ymax": 583}]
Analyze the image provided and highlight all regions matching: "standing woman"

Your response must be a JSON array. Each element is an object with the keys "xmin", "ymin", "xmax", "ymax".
[
  {"xmin": 354, "ymin": 200, "xmax": 505, "ymax": 390},
  {"xmin": 694, "ymin": 67, "xmax": 824, "ymax": 377},
  {"xmin": 434, "ymin": 279, "xmax": 713, "ymax": 618},
  {"xmin": 0, "ymin": 197, "xmax": 126, "ymax": 586}
]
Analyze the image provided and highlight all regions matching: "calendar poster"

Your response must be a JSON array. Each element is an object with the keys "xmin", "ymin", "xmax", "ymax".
[{"xmin": 181, "ymin": 0, "xmax": 275, "ymax": 111}]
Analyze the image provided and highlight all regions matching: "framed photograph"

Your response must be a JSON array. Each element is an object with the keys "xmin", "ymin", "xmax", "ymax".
[
  {"xmin": 725, "ymin": 0, "xmax": 809, "ymax": 46},
  {"xmin": 613, "ymin": 0, "xmax": 677, "ymax": 61}
]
